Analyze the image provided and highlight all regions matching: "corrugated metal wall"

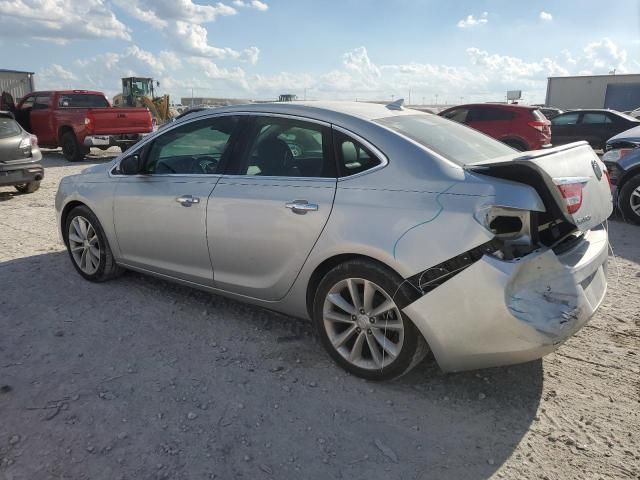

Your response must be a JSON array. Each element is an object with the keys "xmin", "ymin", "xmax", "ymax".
[
  {"xmin": 0, "ymin": 71, "xmax": 34, "ymax": 101},
  {"xmin": 545, "ymin": 74, "xmax": 640, "ymax": 110}
]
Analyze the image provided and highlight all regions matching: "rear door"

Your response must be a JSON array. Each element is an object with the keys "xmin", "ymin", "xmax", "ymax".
[
  {"xmin": 579, "ymin": 112, "xmax": 616, "ymax": 149},
  {"xmin": 208, "ymin": 114, "xmax": 337, "ymax": 300},
  {"xmin": 466, "ymin": 107, "xmax": 514, "ymax": 140}
]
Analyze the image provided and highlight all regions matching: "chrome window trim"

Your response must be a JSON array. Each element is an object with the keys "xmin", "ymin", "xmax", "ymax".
[
  {"xmin": 110, "ymin": 111, "xmax": 331, "ymax": 179},
  {"xmin": 332, "ymin": 124, "xmax": 389, "ymax": 181}
]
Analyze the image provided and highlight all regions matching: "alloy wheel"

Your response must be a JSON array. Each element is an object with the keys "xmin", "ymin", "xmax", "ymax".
[
  {"xmin": 322, "ymin": 278, "xmax": 404, "ymax": 370},
  {"xmin": 68, "ymin": 216, "xmax": 101, "ymax": 275},
  {"xmin": 630, "ymin": 186, "xmax": 640, "ymax": 216}
]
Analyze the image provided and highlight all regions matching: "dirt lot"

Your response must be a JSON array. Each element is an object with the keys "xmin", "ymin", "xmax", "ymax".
[{"xmin": 1, "ymin": 149, "xmax": 639, "ymax": 480}]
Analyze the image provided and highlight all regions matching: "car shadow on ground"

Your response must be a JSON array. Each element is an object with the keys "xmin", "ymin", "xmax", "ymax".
[
  {"xmin": 1, "ymin": 251, "xmax": 542, "ymax": 480},
  {"xmin": 607, "ymin": 215, "xmax": 640, "ymax": 265}
]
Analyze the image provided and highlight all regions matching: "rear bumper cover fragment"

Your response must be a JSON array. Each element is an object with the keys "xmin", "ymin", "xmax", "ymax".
[{"xmin": 403, "ymin": 227, "xmax": 608, "ymax": 372}]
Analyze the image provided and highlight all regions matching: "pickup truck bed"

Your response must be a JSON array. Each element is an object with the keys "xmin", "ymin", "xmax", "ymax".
[{"xmin": 1, "ymin": 90, "xmax": 153, "ymax": 161}]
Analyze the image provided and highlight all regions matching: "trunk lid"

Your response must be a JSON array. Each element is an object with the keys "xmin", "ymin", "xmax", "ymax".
[
  {"xmin": 466, "ymin": 141, "xmax": 612, "ymax": 232},
  {"xmin": 88, "ymin": 108, "xmax": 153, "ymax": 135}
]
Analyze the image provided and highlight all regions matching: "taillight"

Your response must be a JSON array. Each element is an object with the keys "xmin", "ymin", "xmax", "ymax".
[
  {"xmin": 556, "ymin": 182, "xmax": 584, "ymax": 214},
  {"xmin": 30, "ymin": 134, "xmax": 38, "ymax": 147},
  {"xmin": 84, "ymin": 114, "xmax": 94, "ymax": 134},
  {"xmin": 528, "ymin": 120, "xmax": 550, "ymax": 133}
]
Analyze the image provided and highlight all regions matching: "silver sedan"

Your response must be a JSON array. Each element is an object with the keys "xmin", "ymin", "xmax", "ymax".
[{"xmin": 55, "ymin": 101, "xmax": 612, "ymax": 380}]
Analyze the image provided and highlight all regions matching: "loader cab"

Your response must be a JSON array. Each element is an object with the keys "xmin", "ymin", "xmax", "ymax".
[{"xmin": 122, "ymin": 77, "xmax": 156, "ymax": 107}]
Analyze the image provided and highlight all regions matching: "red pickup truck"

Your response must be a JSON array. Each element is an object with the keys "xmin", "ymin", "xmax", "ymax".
[{"xmin": 0, "ymin": 90, "xmax": 153, "ymax": 161}]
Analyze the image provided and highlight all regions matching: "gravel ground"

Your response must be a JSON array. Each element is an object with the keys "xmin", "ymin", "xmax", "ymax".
[{"xmin": 1, "ymin": 149, "xmax": 639, "ymax": 480}]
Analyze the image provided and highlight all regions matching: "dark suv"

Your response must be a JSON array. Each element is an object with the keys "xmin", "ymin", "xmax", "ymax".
[
  {"xmin": 603, "ymin": 126, "xmax": 640, "ymax": 224},
  {"xmin": 439, "ymin": 103, "xmax": 551, "ymax": 151}
]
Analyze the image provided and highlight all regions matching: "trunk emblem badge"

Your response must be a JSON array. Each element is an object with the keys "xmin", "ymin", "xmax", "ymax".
[{"xmin": 591, "ymin": 159, "xmax": 602, "ymax": 180}]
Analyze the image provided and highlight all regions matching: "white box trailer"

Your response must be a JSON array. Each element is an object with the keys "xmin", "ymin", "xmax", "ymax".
[
  {"xmin": 545, "ymin": 74, "xmax": 640, "ymax": 111},
  {"xmin": 0, "ymin": 69, "xmax": 35, "ymax": 103}
]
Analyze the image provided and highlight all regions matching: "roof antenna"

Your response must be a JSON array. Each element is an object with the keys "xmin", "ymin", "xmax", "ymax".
[{"xmin": 386, "ymin": 98, "xmax": 405, "ymax": 111}]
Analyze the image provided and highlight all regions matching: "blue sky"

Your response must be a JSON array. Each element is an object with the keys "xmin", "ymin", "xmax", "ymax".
[{"xmin": 1, "ymin": 0, "xmax": 639, "ymax": 104}]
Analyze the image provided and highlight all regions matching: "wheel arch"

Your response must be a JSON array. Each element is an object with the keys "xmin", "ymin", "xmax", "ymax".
[
  {"xmin": 617, "ymin": 165, "xmax": 640, "ymax": 194},
  {"xmin": 57, "ymin": 124, "xmax": 75, "ymax": 144},
  {"xmin": 304, "ymin": 253, "xmax": 405, "ymax": 320}
]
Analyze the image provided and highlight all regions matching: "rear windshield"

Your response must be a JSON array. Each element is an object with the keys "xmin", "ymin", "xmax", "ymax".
[
  {"xmin": 58, "ymin": 94, "xmax": 109, "ymax": 108},
  {"xmin": 375, "ymin": 114, "xmax": 514, "ymax": 166},
  {"xmin": 0, "ymin": 117, "xmax": 21, "ymax": 139}
]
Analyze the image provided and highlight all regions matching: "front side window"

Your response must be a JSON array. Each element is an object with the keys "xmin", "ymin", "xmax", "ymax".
[
  {"xmin": 581, "ymin": 113, "xmax": 612, "ymax": 124},
  {"xmin": 333, "ymin": 131, "xmax": 381, "ymax": 176},
  {"xmin": 376, "ymin": 114, "xmax": 514, "ymax": 166},
  {"xmin": 239, "ymin": 117, "xmax": 334, "ymax": 178},
  {"xmin": 19, "ymin": 96, "xmax": 35, "ymax": 109},
  {"xmin": 143, "ymin": 116, "xmax": 239, "ymax": 175},
  {"xmin": 551, "ymin": 112, "xmax": 580, "ymax": 125}
]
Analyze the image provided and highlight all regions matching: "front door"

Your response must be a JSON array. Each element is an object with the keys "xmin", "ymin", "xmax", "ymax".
[
  {"xmin": 113, "ymin": 115, "xmax": 242, "ymax": 285},
  {"xmin": 208, "ymin": 115, "xmax": 337, "ymax": 300},
  {"xmin": 30, "ymin": 94, "xmax": 54, "ymax": 144}
]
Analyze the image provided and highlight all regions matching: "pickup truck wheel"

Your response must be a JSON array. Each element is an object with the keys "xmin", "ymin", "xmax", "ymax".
[
  {"xmin": 61, "ymin": 131, "xmax": 86, "ymax": 162},
  {"xmin": 14, "ymin": 181, "xmax": 40, "ymax": 194},
  {"xmin": 619, "ymin": 174, "xmax": 640, "ymax": 225}
]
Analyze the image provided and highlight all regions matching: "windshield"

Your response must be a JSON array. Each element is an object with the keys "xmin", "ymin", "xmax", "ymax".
[
  {"xmin": 0, "ymin": 117, "xmax": 21, "ymax": 139},
  {"xmin": 374, "ymin": 114, "xmax": 515, "ymax": 166}
]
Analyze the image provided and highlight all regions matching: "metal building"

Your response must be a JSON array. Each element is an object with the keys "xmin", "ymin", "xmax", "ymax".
[
  {"xmin": 545, "ymin": 74, "xmax": 640, "ymax": 111},
  {"xmin": 0, "ymin": 69, "xmax": 35, "ymax": 101}
]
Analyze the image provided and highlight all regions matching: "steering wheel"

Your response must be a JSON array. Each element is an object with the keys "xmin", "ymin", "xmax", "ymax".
[{"xmin": 198, "ymin": 156, "xmax": 219, "ymax": 174}]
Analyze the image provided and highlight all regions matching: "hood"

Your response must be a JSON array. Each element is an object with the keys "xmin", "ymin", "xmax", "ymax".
[{"xmin": 607, "ymin": 125, "xmax": 640, "ymax": 145}]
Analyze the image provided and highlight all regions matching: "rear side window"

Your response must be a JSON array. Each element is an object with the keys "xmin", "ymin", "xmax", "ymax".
[
  {"xmin": 375, "ymin": 114, "xmax": 514, "ymax": 166},
  {"xmin": 58, "ymin": 94, "xmax": 109, "ymax": 108},
  {"xmin": 581, "ymin": 113, "xmax": 612, "ymax": 124},
  {"xmin": 468, "ymin": 107, "xmax": 515, "ymax": 122},
  {"xmin": 551, "ymin": 113, "xmax": 580, "ymax": 125},
  {"xmin": 238, "ymin": 117, "xmax": 335, "ymax": 178},
  {"xmin": 333, "ymin": 130, "xmax": 381, "ymax": 176},
  {"xmin": 0, "ymin": 117, "xmax": 21, "ymax": 138}
]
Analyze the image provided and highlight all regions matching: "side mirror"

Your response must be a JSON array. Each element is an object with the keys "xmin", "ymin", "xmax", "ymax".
[{"xmin": 119, "ymin": 154, "xmax": 142, "ymax": 175}]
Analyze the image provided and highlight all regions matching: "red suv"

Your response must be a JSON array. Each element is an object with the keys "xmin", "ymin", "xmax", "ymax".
[{"xmin": 438, "ymin": 103, "xmax": 551, "ymax": 151}]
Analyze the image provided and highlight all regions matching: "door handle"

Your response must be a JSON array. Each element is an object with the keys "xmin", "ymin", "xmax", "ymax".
[
  {"xmin": 285, "ymin": 200, "xmax": 318, "ymax": 214},
  {"xmin": 176, "ymin": 195, "xmax": 200, "ymax": 207}
]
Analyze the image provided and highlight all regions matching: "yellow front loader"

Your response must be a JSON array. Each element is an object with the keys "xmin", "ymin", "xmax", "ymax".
[{"xmin": 112, "ymin": 77, "xmax": 172, "ymax": 126}]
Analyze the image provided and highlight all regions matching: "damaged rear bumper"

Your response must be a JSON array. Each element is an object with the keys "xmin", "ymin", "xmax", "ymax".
[{"xmin": 403, "ymin": 227, "xmax": 608, "ymax": 372}]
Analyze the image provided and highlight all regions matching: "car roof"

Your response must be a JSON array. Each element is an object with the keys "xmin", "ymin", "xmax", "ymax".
[
  {"xmin": 25, "ymin": 90, "xmax": 106, "ymax": 96},
  {"xmin": 441, "ymin": 103, "xmax": 538, "ymax": 111},
  {"xmin": 177, "ymin": 101, "xmax": 424, "ymax": 125}
]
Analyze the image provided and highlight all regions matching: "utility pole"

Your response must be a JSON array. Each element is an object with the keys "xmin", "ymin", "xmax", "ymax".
[
  {"xmin": 435, "ymin": 94, "xmax": 439, "ymax": 106},
  {"xmin": 409, "ymin": 88, "xmax": 412, "ymax": 105},
  {"xmin": 191, "ymin": 87, "xmax": 194, "ymax": 107}
]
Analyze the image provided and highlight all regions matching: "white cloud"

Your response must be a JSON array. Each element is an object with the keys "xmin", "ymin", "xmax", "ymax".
[
  {"xmin": 233, "ymin": 0, "xmax": 268, "ymax": 10},
  {"xmin": 35, "ymin": 37, "xmax": 631, "ymax": 104},
  {"xmin": 173, "ymin": 21, "xmax": 258, "ymax": 63},
  {"xmin": 457, "ymin": 12, "xmax": 488, "ymax": 28},
  {"xmin": 113, "ymin": 0, "xmax": 237, "ymax": 26},
  {"xmin": 539, "ymin": 11, "xmax": 553, "ymax": 21},
  {"xmin": 0, "ymin": 0, "xmax": 131, "ymax": 42}
]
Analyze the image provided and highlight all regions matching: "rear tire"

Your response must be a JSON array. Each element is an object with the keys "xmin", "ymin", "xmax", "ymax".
[
  {"xmin": 61, "ymin": 131, "xmax": 87, "ymax": 162},
  {"xmin": 14, "ymin": 181, "xmax": 40, "ymax": 194},
  {"xmin": 313, "ymin": 259, "xmax": 429, "ymax": 381},
  {"xmin": 619, "ymin": 174, "xmax": 640, "ymax": 225},
  {"xmin": 63, "ymin": 205, "xmax": 124, "ymax": 282}
]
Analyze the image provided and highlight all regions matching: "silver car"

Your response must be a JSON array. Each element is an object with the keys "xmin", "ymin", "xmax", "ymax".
[{"xmin": 55, "ymin": 102, "xmax": 612, "ymax": 380}]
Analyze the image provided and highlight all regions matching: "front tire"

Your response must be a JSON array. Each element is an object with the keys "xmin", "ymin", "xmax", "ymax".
[
  {"xmin": 14, "ymin": 181, "xmax": 40, "ymax": 194},
  {"xmin": 619, "ymin": 174, "xmax": 640, "ymax": 225},
  {"xmin": 313, "ymin": 259, "xmax": 429, "ymax": 381},
  {"xmin": 64, "ymin": 205, "xmax": 123, "ymax": 282}
]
